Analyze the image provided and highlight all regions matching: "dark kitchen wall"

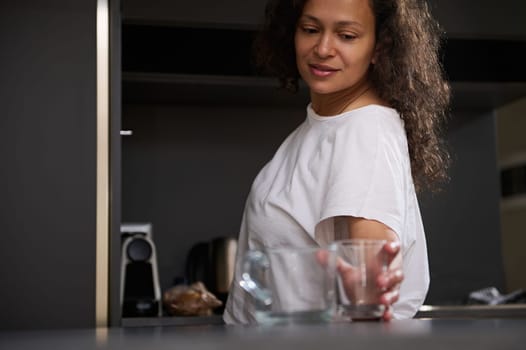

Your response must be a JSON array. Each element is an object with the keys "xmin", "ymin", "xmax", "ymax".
[
  {"xmin": 496, "ymin": 98, "xmax": 526, "ymax": 294},
  {"xmin": 419, "ymin": 112, "xmax": 504, "ymax": 304},
  {"xmin": 0, "ymin": 1, "xmax": 97, "ymax": 329},
  {"xmin": 121, "ymin": 104, "xmax": 307, "ymax": 291},
  {"xmin": 120, "ymin": 102, "xmax": 507, "ymax": 305}
]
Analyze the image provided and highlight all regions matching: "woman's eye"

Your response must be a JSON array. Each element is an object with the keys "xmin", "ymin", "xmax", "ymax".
[
  {"xmin": 302, "ymin": 27, "xmax": 318, "ymax": 34},
  {"xmin": 339, "ymin": 33, "xmax": 356, "ymax": 40}
]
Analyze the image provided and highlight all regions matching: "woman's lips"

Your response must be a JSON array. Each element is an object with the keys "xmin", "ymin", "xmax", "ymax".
[{"xmin": 309, "ymin": 64, "xmax": 339, "ymax": 77}]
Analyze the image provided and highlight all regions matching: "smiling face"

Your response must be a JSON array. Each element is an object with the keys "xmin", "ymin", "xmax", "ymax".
[{"xmin": 294, "ymin": 0, "xmax": 377, "ymax": 97}]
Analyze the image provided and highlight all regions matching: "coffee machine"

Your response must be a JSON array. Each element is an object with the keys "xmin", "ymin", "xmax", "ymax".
[{"xmin": 120, "ymin": 223, "xmax": 161, "ymax": 317}]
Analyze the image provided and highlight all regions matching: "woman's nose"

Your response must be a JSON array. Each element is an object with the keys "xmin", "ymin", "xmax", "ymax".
[{"xmin": 314, "ymin": 34, "xmax": 335, "ymax": 58}]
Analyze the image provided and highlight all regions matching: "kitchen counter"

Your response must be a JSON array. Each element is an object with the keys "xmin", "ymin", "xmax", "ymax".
[
  {"xmin": 1, "ymin": 319, "xmax": 525, "ymax": 350},
  {"xmin": 119, "ymin": 304, "xmax": 526, "ymax": 327}
]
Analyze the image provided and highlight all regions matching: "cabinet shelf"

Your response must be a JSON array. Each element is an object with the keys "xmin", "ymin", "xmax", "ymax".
[
  {"xmin": 122, "ymin": 72, "xmax": 309, "ymax": 107},
  {"xmin": 450, "ymin": 81, "xmax": 526, "ymax": 112},
  {"xmin": 123, "ymin": 71, "xmax": 526, "ymax": 112},
  {"xmin": 122, "ymin": 24, "xmax": 526, "ymax": 110}
]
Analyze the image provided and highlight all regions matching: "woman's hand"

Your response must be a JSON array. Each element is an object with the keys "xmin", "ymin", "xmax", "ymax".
[
  {"xmin": 341, "ymin": 217, "xmax": 404, "ymax": 321},
  {"xmin": 377, "ymin": 241, "xmax": 403, "ymax": 321},
  {"xmin": 336, "ymin": 241, "xmax": 403, "ymax": 321}
]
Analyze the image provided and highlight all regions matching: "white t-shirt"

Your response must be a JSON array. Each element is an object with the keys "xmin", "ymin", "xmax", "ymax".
[{"xmin": 223, "ymin": 104, "xmax": 429, "ymax": 324}]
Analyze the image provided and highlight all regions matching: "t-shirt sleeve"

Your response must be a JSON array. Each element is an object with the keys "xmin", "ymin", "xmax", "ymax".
[{"xmin": 317, "ymin": 111, "xmax": 411, "ymax": 245}]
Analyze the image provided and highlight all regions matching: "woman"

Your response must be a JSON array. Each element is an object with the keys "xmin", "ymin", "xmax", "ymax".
[{"xmin": 224, "ymin": 0, "xmax": 450, "ymax": 323}]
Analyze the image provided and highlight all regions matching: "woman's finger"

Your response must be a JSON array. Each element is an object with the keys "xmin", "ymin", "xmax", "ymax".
[
  {"xmin": 315, "ymin": 249, "xmax": 330, "ymax": 267},
  {"xmin": 383, "ymin": 241, "xmax": 401, "ymax": 266},
  {"xmin": 377, "ymin": 268, "xmax": 404, "ymax": 290},
  {"xmin": 382, "ymin": 306, "xmax": 393, "ymax": 322},
  {"xmin": 380, "ymin": 288, "xmax": 400, "ymax": 306}
]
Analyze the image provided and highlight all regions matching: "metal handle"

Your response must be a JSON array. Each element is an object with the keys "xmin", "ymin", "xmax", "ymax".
[{"xmin": 239, "ymin": 250, "xmax": 272, "ymax": 306}]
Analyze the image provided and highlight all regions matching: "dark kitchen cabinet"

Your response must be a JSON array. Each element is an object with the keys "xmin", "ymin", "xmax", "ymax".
[
  {"xmin": 1, "ymin": 0, "xmax": 123, "ymax": 330},
  {"xmin": 121, "ymin": 0, "xmax": 526, "ymax": 39},
  {"xmin": 427, "ymin": 0, "xmax": 526, "ymax": 39},
  {"xmin": 0, "ymin": 0, "xmax": 121, "ymax": 329}
]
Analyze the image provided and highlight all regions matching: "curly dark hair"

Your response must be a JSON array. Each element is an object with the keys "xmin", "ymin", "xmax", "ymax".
[{"xmin": 253, "ymin": 0, "xmax": 451, "ymax": 192}]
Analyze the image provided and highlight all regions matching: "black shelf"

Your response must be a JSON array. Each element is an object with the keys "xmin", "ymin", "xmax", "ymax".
[
  {"xmin": 122, "ymin": 72, "xmax": 310, "ymax": 107},
  {"xmin": 123, "ymin": 71, "xmax": 526, "ymax": 112},
  {"xmin": 122, "ymin": 24, "xmax": 257, "ymax": 76},
  {"xmin": 123, "ymin": 24, "xmax": 526, "ymax": 82},
  {"xmin": 122, "ymin": 24, "xmax": 526, "ymax": 110}
]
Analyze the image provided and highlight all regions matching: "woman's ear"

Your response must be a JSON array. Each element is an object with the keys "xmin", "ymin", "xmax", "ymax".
[
  {"xmin": 372, "ymin": 42, "xmax": 382, "ymax": 65},
  {"xmin": 373, "ymin": 35, "xmax": 392, "ymax": 65}
]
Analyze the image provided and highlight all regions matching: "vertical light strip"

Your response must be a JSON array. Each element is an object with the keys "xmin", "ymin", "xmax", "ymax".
[{"xmin": 96, "ymin": 0, "xmax": 110, "ymax": 328}]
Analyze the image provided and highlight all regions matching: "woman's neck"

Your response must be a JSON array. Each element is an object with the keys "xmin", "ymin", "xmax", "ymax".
[{"xmin": 310, "ymin": 82, "xmax": 382, "ymax": 116}]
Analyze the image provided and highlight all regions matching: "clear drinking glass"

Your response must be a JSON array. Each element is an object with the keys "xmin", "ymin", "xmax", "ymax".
[
  {"xmin": 335, "ymin": 239, "xmax": 388, "ymax": 321},
  {"xmin": 239, "ymin": 245, "xmax": 338, "ymax": 325}
]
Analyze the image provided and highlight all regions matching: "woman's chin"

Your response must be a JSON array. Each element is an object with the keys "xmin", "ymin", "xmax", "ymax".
[{"xmin": 309, "ymin": 86, "xmax": 342, "ymax": 96}]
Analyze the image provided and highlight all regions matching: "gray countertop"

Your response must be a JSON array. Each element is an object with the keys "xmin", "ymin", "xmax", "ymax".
[
  {"xmin": 1, "ymin": 319, "xmax": 526, "ymax": 350},
  {"xmin": 118, "ymin": 304, "xmax": 526, "ymax": 328}
]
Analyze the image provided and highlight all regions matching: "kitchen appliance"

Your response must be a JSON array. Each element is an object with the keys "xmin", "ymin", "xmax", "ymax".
[
  {"xmin": 120, "ymin": 223, "xmax": 162, "ymax": 317},
  {"xmin": 185, "ymin": 236, "xmax": 237, "ymax": 312},
  {"xmin": 211, "ymin": 237, "xmax": 238, "ymax": 296}
]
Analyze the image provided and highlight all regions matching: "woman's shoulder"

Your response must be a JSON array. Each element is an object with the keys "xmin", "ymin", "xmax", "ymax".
[
  {"xmin": 337, "ymin": 104, "xmax": 404, "ymax": 135},
  {"xmin": 349, "ymin": 104, "xmax": 400, "ymax": 121}
]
